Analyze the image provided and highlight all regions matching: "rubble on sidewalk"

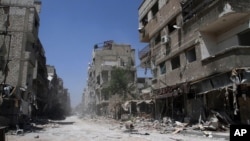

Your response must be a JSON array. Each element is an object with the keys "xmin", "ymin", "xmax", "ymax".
[{"xmin": 117, "ymin": 112, "xmax": 229, "ymax": 139}]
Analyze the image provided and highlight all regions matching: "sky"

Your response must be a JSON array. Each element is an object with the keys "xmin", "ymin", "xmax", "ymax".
[{"xmin": 39, "ymin": 0, "xmax": 148, "ymax": 108}]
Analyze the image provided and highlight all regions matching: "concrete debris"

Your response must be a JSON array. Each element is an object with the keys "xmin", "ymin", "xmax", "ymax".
[
  {"xmin": 169, "ymin": 137, "xmax": 184, "ymax": 141},
  {"xmin": 118, "ymin": 112, "xmax": 229, "ymax": 138},
  {"xmin": 203, "ymin": 131, "xmax": 213, "ymax": 138},
  {"xmin": 125, "ymin": 120, "xmax": 135, "ymax": 132}
]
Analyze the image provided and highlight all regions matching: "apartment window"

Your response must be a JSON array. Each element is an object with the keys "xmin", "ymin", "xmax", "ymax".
[
  {"xmin": 151, "ymin": 1, "xmax": 159, "ymax": 17},
  {"xmin": 141, "ymin": 15, "xmax": 148, "ymax": 26},
  {"xmin": 159, "ymin": 61, "xmax": 166, "ymax": 74},
  {"xmin": 102, "ymin": 71, "xmax": 108, "ymax": 83},
  {"xmin": 168, "ymin": 18, "xmax": 177, "ymax": 34},
  {"xmin": 165, "ymin": 44, "xmax": 171, "ymax": 55},
  {"xmin": 238, "ymin": 29, "xmax": 250, "ymax": 46},
  {"xmin": 155, "ymin": 34, "xmax": 161, "ymax": 45},
  {"xmin": 34, "ymin": 18, "xmax": 39, "ymax": 28},
  {"xmin": 171, "ymin": 56, "xmax": 180, "ymax": 70},
  {"xmin": 97, "ymin": 75, "xmax": 100, "ymax": 85},
  {"xmin": 186, "ymin": 48, "xmax": 196, "ymax": 63}
]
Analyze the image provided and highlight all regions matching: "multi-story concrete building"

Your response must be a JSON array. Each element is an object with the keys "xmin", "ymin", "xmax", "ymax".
[
  {"xmin": 138, "ymin": 0, "xmax": 250, "ymax": 123},
  {"xmin": 32, "ymin": 38, "xmax": 49, "ymax": 118},
  {"xmin": 46, "ymin": 65, "xmax": 71, "ymax": 119},
  {"xmin": 85, "ymin": 41, "xmax": 136, "ymax": 116},
  {"xmin": 0, "ymin": 0, "xmax": 48, "ymax": 126}
]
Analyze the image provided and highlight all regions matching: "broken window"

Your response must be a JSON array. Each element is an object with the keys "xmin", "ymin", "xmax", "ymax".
[
  {"xmin": 159, "ymin": 61, "xmax": 166, "ymax": 74},
  {"xmin": 101, "ymin": 71, "xmax": 108, "ymax": 83},
  {"xmin": 171, "ymin": 55, "xmax": 180, "ymax": 70},
  {"xmin": 151, "ymin": 1, "xmax": 159, "ymax": 17},
  {"xmin": 141, "ymin": 14, "xmax": 148, "ymax": 26},
  {"xmin": 186, "ymin": 47, "xmax": 196, "ymax": 63},
  {"xmin": 34, "ymin": 17, "xmax": 39, "ymax": 29},
  {"xmin": 155, "ymin": 34, "xmax": 161, "ymax": 45},
  {"xmin": 238, "ymin": 29, "xmax": 250, "ymax": 46},
  {"xmin": 97, "ymin": 75, "xmax": 100, "ymax": 85}
]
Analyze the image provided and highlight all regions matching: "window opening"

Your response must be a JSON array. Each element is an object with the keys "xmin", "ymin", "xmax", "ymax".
[
  {"xmin": 151, "ymin": 2, "xmax": 159, "ymax": 17},
  {"xmin": 155, "ymin": 34, "xmax": 161, "ymax": 45},
  {"xmin": 186, "ymin": 48, "xmax": 196, "ymax": 63},
  {"xmin": 159, "ymin": 61, "xmax": 166, "ymax": 74},
  {"xmin": 238, "ymin": 29, "xmax": 250, "ymax": 46},
  {"xmin": 171, "ymin": 56, "xmax": 180, "ymax": 70},
  {"xmin": 168, "ymin": 18, "xmax": 177, "ymax": 34}
]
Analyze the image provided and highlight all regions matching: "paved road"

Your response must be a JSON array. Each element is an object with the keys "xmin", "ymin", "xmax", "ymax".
[{"xmin": 6, "ymin": 116, "xmax": 229, "ymax": 141}]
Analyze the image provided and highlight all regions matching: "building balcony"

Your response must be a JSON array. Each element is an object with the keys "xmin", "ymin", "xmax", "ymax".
[
  {"xmin": 197, "ymin": 46, "xmax": 250, "ymax": 83},
  {"xmin": 184, "ymin": 0, "xmax": 250, "ymax": 35},
  {"xmin": 101, "ymin": 64, "xmax": 114, "ymax": 70}
]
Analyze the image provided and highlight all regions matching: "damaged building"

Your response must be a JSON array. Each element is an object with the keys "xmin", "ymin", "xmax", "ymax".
[
  {"xmin": 0, "ymin": 0, "xmax": 49, "ymax": 127},
  {"xmin": 0, "ymin": 0, "xmax": 71, "ymax": 128},
  {"xmin": 84, "ymin": 41, "xmax": 136, "ymax": 117},
  {"xmin": 46, "ymin": 65, "xmax": 71, "ymax": 119},
  {"xmin": 138, "ymin": 0, "xmax": 250, "ymax": 124}
]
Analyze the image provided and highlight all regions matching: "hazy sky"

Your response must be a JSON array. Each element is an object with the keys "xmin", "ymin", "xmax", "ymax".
[{"xmin": 39, "ymin": 0, "xmax": 148, "ymax": 107}]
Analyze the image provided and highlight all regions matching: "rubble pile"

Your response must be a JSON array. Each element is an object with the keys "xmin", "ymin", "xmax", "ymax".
[{"xmin": 118, "ymin": 112, "xmax": 230, "ymax": 138}]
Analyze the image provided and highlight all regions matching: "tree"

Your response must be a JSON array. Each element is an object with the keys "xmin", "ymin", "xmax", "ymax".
[
  {"xmin": 104, "ymin": 66, "xmax": 136, "ymax": 119},
  {"xmin": 107, "ymin": 67, "xmax": 135, "ymax": 100}
]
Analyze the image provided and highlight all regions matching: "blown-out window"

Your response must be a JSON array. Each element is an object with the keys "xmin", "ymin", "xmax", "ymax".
[
  {"xmin": 171, "ymin": 55, "xmax": 180, "ymax": 70},
  {"xmin": 186, "ymin": 47, "xmax": 196, "ymax": 63},
  {"xmin": 151, "ymin": 1, "xmax": 159, "ymax": 17}
]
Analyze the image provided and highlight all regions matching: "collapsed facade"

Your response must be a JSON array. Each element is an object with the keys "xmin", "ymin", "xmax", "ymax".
[
  {"xmin": 138, "ymin": 0, "xmax": 250, "ymax": 124},
  {"xmin": 84, "ymin": 41, "xmax": 136, "ymax": 117}
]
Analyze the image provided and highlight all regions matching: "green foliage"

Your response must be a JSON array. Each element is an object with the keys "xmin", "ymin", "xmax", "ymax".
[{"xmin": 106, "ymin": 67, "xmax": 135, "ymax": 100}]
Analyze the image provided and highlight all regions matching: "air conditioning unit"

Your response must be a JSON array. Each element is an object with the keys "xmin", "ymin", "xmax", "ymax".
[{"xmin": 161, "ymin": 35, "xmax": 169, "ymax": 44}]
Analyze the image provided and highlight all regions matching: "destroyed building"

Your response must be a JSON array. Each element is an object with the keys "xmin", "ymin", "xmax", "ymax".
[
  {"xmin": 0, "ymin": 0, "xmax": 71, "ymax": 127},
  {"xmin": 84, "ymin": 41, "xmax": 136, "ymax": 117},
  {"xmin": 0, "ymin": 0, "xmax": 49, "ymax": 127},
  {"xmin": 138, "ymin": 0, "xmax": 250, "ymax": 124}
]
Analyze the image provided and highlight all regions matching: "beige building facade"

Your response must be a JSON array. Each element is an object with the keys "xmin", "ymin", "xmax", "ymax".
[
  {"xmin": 139, "ymin": 0, "xmax": 250, "ymax": 123},
  {"xmin": 85, "ymin": 41, "xmax": 136, "ymax": 116}
]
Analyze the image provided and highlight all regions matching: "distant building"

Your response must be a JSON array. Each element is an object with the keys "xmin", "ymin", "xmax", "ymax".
[
  {"xmin": 46, "ymin": 65, "xmax": 70, "ymax": 119},
  {"xmin": 138, "ymin": 0, "xmax": 250, "ymax": 123},
  {"xmin": 84, "ymin": 41, "xmax": 136, "ymax": 116}
]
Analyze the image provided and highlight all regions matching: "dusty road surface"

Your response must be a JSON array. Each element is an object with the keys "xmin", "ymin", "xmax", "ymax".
[{"xmin": 6, "ymin": 116, "xmax": 229, "ymax": 141}]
